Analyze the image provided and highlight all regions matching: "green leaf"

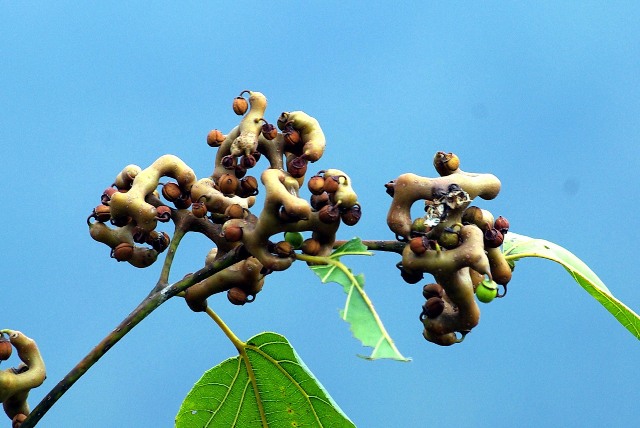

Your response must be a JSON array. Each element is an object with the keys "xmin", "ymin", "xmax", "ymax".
[
  {"xmin": 308, "ymin": 238, "xmax": 409, "ymax": 361},
  {"xmin": 503, "ymin": 232, "xmax": 640, "ymax": 340},
  {"xmin": 176, "ymin": 332, "xmax": 355, "ymax": 428}
]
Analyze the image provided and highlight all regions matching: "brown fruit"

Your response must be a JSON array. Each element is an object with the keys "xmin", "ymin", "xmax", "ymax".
[
  {"xmin": 162, "ymin": 182, "xmax": 182, "ymax": 202},
  {"xmin": 433, "ymin": 151, "xmax": 460, "ymax": 176},
  {"xmin": 221, "ymin": 155, "xmax": 237, "ymax": 170},
  {"xmin": 218, "ymin": 173, "xmax": 239, "ymax": 195},
  {"xmin": 225, "ymin": 204, "xmax": 245, "ymax": 219},
  {"xmin": 423, "ymin": 297, "xmax": 445, "ymax": 319},
  {"xmin": 307, "ymin": 175, "xmax": 325, "ymax": 195},
  {"xmin": 0, "ymin": 337, "xmax": 12, "ymax": 360},
  {"xmin": 284, "ymin": 127, "xmax": 301, "ymax": 147},
  {"xmin": 156, "ymin": 205, "xmax": 172, "ymax": 222},
  {"xmin": 341, "ymin": 204, "xmax": 362, "ymax": 226},
  {"xmin": 151, "ymin": 232, "xmax": 170, "ymax": 252},
  {"xmin": 261, "ymin": 121, "xmax": 278, "ymax": 140},
  {"xmin": 494, "ymin": 216, "xmax": 510, "ymax": 235},
  {"xmin": 484, "ymin": 228, "xmax": 504, "ymax": 248},
  {"xmin": 318, "ymin": 204, "xmax": 340, "ymax": 223},
  {"xmin": 12, "ymin": 414, "xmax": 27, "ymax": 428},
  {"xmin": 461, "ymin": 206, "xmax": 485, "ymax": 228},
  {"xmin": 93, "ymin": 205, "xmax": 111, "ymax": 222},
  {"xmin": 227, "ymin": 287, "xmax": 249, "ymax": 305},
  {"xmin": 422, "ymin": 283, "xmax": 444, "ymax": 300},
  {"xmin": 232, "ymin": 96, "xmax": 248, "ymax": 115},
  {"xmin": 301, "ymin": 238, "xmax": 322, "ymax": 255},
  {"xmin": 273, "ymin": 241, "xmax": 294, "ymax": 257},
  {"xmin": 111, "ymin": 243, "xmax": 134, "ymax": 261},
  {"xmin": 101, "ymin": 187, "xmax": 118, "ymax": 204},
  {"xmin": 173, "ymin": 195, "xmax": 192, "ymax": 210},
  {"xmin": 191, "ymin": 202, "xmax": 208, "ymax": 218},
  {"xmin": 409, "ymin": 236, "xmax": 428, "ymax": 255},
  {"xmin": 287, "ymin": 156, "xmax": 308, "ymax": 178},
  {"xmin": 241, "ymin": 154, "xmax": 257, "ymax": 169},
  {"xmin": 223, "ymin": 225, "xmax": 243, "ymax": 242},
  {"xmin": 310, "ymin": 192, "xmax": 330, "ymax": 211},
  {"xmin": 322, "ymin": 176, "xmax": 340, "ymax": 193},
  {"xmin": 239, "ymin": 176, "xmax": 259, "ymax": 196},
  {"xmin": 206, "ymin": 129, "xmax": 225, "ymax": 147}
]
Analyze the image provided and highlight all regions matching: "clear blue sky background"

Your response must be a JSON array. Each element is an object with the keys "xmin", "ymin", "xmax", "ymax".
[{"xmin": 2, "ymin": 2, "xmax": 639, "ymax": 427}]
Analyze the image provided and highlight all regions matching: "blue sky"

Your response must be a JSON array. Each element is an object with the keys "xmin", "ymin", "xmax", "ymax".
[{"xmin": 2, "ymin": 2, "xmax": 639, "ymax": 427}]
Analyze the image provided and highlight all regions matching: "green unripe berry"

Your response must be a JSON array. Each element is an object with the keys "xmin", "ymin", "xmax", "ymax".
[
  {"xmin": 476, "ymin": 278, "xmax": 498, "ymax": 303},
  {"xmin": 284, "ymin": 232, "xmax": 304, "ymax": 249}
]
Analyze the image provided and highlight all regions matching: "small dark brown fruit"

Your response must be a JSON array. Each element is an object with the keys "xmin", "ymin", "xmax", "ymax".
[
  {"xmin": 162, "ymin": 182, "xmax": 182, "ymax": 202},
  {"xmin": 284, "ymin": 127, "xmax": 301, "ymax": 147},
  {"xmin": 461, "ymin": 206, "xmax": 486, "ymax": 229},
  {"xmin": 422, "ymin": 283, "xmax": 444, "ymax": 300},
  {"xmin": 225, "ymin": 204, "xmax": 245, "ymax": 219},
  {"xmin": 318, "ymin": 204, "xmax": 340, "ymax": 223},
  {"xmin": 310, "ymin": 192, "xmax": 330, "ymax": 211},
  {"xmin": 261, "ymin": 121, "xmax": 278, "ymax": 140},
  {"xmin": 241, "ymin": 154, "xmax": 257, "ymax": 169},
  {"xmin": 239, "ymin": 176, "xmax": 259, "ymax": 196},
  {"xmin": 101, "ymin": 187, "xmax": 118, "ymax": 204},
  {"xmin": 384, "ymin": 181, "xmax": 396, "ymax": 197},
  {"xmin": 273, "ymin": 241, "xmax": 294, "ymax": 257},
  {"xmin": 484, "ymin": 228, "xmax": 504, "ymax": 248},
  {"xmin": 399, "ymin": 266, "xmax": 423, "ymax": 284},
  {"xmin": 423, "ymin": 297, "xmax": 445, "ymax": 319},
  {"xmin": 221, "ymin": 155, "xmax": 237, "ymax": 170},
  {"xmin": 151, "ymin": 232, "xmax": 170, "ymax": 252},
  {"xmin": 341, "ymin": 204, "xmax": 362, "ymax": 226},
  {"xmin": 173, "ymin": 195, "xmax": 192, "ymax": 210},
  {"xmin": 307, "ymin": 175, "xmax": 325, "ymax": 195},
  {"xmin": 301, "ymin": 238, "xmax": 322, "ymax": 255},
  {"xmin": 93, "ymin": 205, "xmax": 111, "ymax": 222},
  {"xmin": 206, "ymin": 129, "xmax": 225, "ymax": 147},
  {"xmin": 409, "ymin": 236, "xmax": 428, "ymax": 255},
  {"xmin": 111, "ymin": 243, "xmax": 134, "ymax": 262},
  {"xmin": 12, "ymin": 413, "xmax": 27, "ymax": 428},
  {"xmin": 0, "ymin": 337, "xmax": 12, "ymax": 361},
  {"xmin": 227, "ymin": 287, "xmax": 249, "ymax": 305},
  {"xmin": 223, "ymin": 225, "xmax": 243, "ymax": 242},
  {"xmin": 191, "ymin": 202, "xmax": 208, "ymax": 218},
  {"xmin": 218, "ymin": 173, "xmax": 239, "ymax": 195},
  {"xmin": 287, "ymin": 156, "xmax": 308, "ymax": 178},
  {"xmin": 322, "ymin": 176, "xmax": 340, "ymax": 193},
  {"xmin": 132, "ymin": 226, "xmax": 148, "ymax": 244},
  {"xmin": 156, "ymin": 205, "xmax": 172, "ymax": 222},
  {"xmin": 233, "ymin": 96, "xmax": 248, "ymax": 115},
  {"xmin": 234, "ymin": 164, "xmax": 247, "ymax": 179},
  {"xmin": 494, "ymin": 216, "xmax": 510, "ymax": 235}
]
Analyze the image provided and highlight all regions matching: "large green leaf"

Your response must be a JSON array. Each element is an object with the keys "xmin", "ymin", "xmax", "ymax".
[
  {"xmin": 503, "ymin": 232, "xmax": 640, "ymax": 340},
  {"xmin": 308, "ymin": 238, "xmax": 409, "ymax": 361},
  {"xmin": 175, "ymin": 332, "xmax": 355, "ymax": 428}
]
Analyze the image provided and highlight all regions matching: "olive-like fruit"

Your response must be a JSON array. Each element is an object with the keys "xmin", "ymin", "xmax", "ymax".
[
  {"xmin": 341, "ymin": 204, "xmax": 362, "ymax": 226},
  {"xmin": 218, "ymin": 173, "xmax": 239, "ymax": 195},
  {"xmin": 422, "ymin": 283, "xmax": 444, "ymax": 300},
  {"xmin": 411, "ymin": 217, "xmax": 429, "ymax": 235},
  {"xmin": 227, "ymin": 287, "xmax": 249, "ymax": 305},
  {"xmin": 232, "ymin": 96, "xmax": 248, "ymax": 115},
  {"xmin": 206, "ymin": 129, "xmax": 225, "ymax": 147},
  {"xmin": 284, "ymin": 232, "xmax": 304, "ymax": 249},
  {"xmin": 423, "ymin": 297, "xmax": 445, "ymax": 319},
  {"xmin": 476, "ymin": 278, "xmax": 498, "ymax": 303},
  {"xmin": 461, "ymin": 206, "xmax": 486, "ymax": 228},
  {"xmin": 301, "ymin": 238, "xmax": 322, "ymax": 255},
  {"xmin": 223, "ymin": 225, "xmax": 243, "ymax": 242},
  {"xmin": 438, "ymin": 227, "xmax": 460, "ymax": 249},
  {"xmin": 433, "ymin": 151, "xmax": 460, "ymax": 176},
  {"xmin": 162, "ymin": 182, "xmax": 182, "ymax": 202},
  {"xmin": 111, "ymin": 243, "xmax": 134, "ymax": 262},
  {"xmin": 0, "ymin": 336, "xmax": 12, "ymax": 361}
]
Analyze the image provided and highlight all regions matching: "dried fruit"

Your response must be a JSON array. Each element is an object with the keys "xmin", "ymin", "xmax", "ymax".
[
  {"xmin": 341, "ymin": 204, "xmax": 362, "ymax": 226},
  {"xmin": 191, "ymin": 201, "xmax": 208, "ymax": 218},
  {"xmin": 273, "ymin": 240, "xmax": 294, "ymax": 257},
  {"xmin": 151, "ymin": 232, "xmax": 170, "ymax": 252},
  {"xmin": 310, "ymin": 192, "xmax": 330, "ymax": 211},
  {"xmin": 173, "ymin": 195, "xmax": 192, "ymax": 210},
  {"xmin": 206, "ymin": 129, "xmax": 225, "ymax": 147},
  {"xmin": 101, "ymin": 187, "xmax": 118, "ymax": 205},
  {"xmin": 318, "ymin": 204, "xmax": 340, "ymax": 223},
  {"xmin": 239, "ymin": 176, "xmax": 259, "ymax": 196},
  {"xmin": 484, "ymin": 228, "xmax": 504, "ymax": 248},
  {"xmin": 224, "ymin": 204, "xmax": 245, "ymax": 219},
  {"xmin": 409, "ymin": 236, "xmax": 429, "ymax": 255},
  {"xmin": 260, "ymin": 120, "xmax": 278, "ymax": 140},
  {"xmin": 111, "ymin": 243, "xmax": 134, "ymax": 262},
  {"xmin": 398, "ymin": 264, "xmax": 423, "ymax": 284},
  {"xmin": 322, "ymin": 175, "xmax": 340, "ymax": 193},
  {"xmin": 223, "ymin": 225, "xmax": 243, "ymax": 242},
  {"xmin": 0, "ymin": 335, "xmax": 12, "ymax": 360},
  {"xmin": 232, "ymin": 94, "xmax": 249, "ymax": 115},
  {"xmin": 307, "ymin": 175, "xmax": 325, "ymax": 195},
  {"xmin": 422, "ymin": 297, "xmax": 445, "ymax": 319},
  {"xmin": 494, "ymin": 216, "xmax": 510, "ymax": 235},
  {"xmin": 218, "ymin": 173, "xmax": 239, "ymax": 195},
  {"xmin": 93, "ymin": 205, "xmax": 111, "ymax": 222},
  {"xmin": 241, "ymin": 154, "xmax": 257, "ymax": 169},
  {"xmin": 162, "ymin": 182, "xmax": 182, "ymax": 202},
  {"xmin": 422, "ymin": 283, "xmax": 444, "ymax": 300},
  {"xmin": 283, "ymin": 126, "xmax": 301, "ymax": 147},
  {"xmin": 156, "ymin": 205, "xmax": 172, "ymax": 222},
  {"xmin": 227, "ymin": 287, "xmax": 249, "ymax": 305},
  {"xmin": 287, "ymin": 156, "xmax": 308, "ymax": 178},
  {"xmin": 301, "ymin": 238, "xmax": 321, "ymax": 255},
  {"xmin": 221, "ymin": 155, "xmax": 237, "ymax": 170}
]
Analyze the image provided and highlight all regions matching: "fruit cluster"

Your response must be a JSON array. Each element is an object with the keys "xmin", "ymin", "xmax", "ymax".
[
  {"xmin": 87, "ymin": 90, "xmax": 361, "ymax": 311},
  {"xmin": 0, "ymin": 331, "xmax": 46, "ymax": 427},
  {"xmin": 385, "ymin": 152, "xmax": 512, "ymax": 346}
]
